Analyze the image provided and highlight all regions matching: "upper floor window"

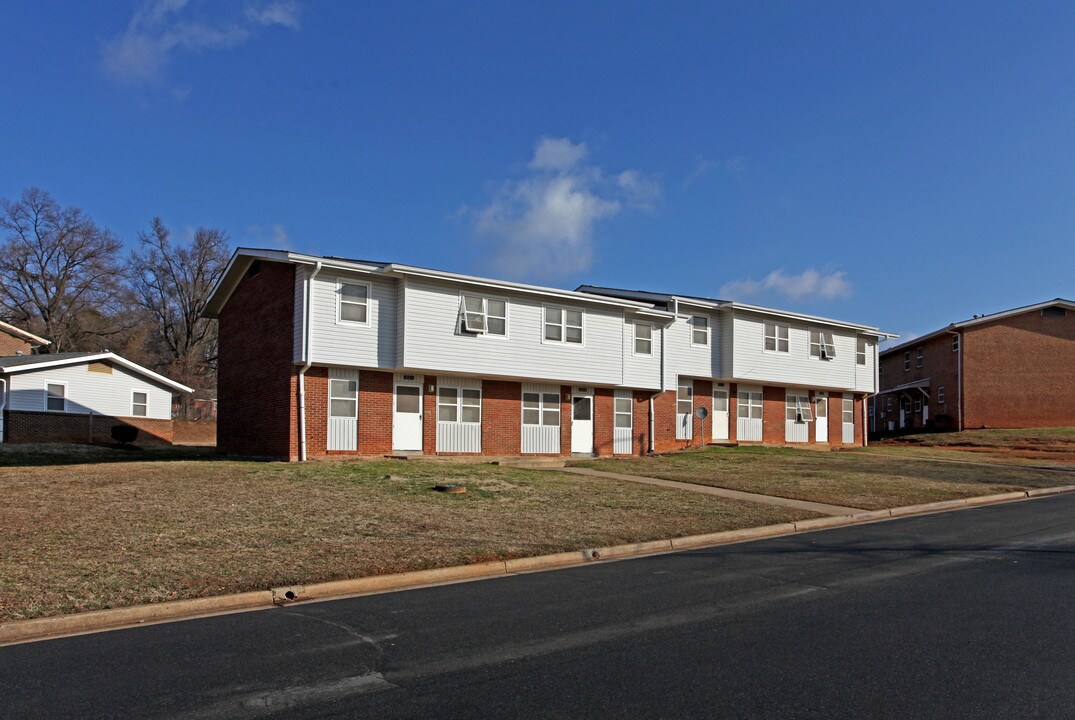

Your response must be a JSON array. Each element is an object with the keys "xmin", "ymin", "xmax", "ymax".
[
  {"xmin": 916, "ymin": 347, "xmax": 924, "ymax": 368},
  {"xmin": 690, "ymin": 316, "xmax": 709, "ymax": 346},
  {"xmin": 952, "ymin": 334, "xmax": 959, "ymax": 352},
  {"xmin": 856, "ymin": 338, "xmax": 868, "ymax": 365},
  {"xmin": 903, "ymin": 351, "xmax": 911, "ymax": 371},
  {"xmin": 460, "ymin": 295, "xmax": 506, "ymax": 336},
  {"xmin": 764, "ymin": 322, "xmax": 789, "ymax": 353},
  {"xmin": 46, "ymin": 382, "xmax": 66, "ymax": 412},
  {"xmin": 809, "ymin": 329, "xmax": 836, "ymax": 360},
  {"xmin": 337, "ymin": 281, "xmax": 369, "ymax": 324},
  {"xmin": 131, "ymin": 391, "xmax": 148, "ymax": 417},
  {"xmin": 634, "ymin": 322, "xmax": 652, "ymax": 355},
  {"xmin": 544, "ymin": 306, "xmax": 583, "ymax": 344},
  {"xmin": 938, "ymin": 386, "xmax": 946, "ymax": 404}
]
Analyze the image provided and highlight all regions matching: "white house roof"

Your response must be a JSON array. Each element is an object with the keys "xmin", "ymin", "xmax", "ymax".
[
  {"xmin": 0, "ymin": 320, "xmax": 49, "ymax": 346},
  {"xmin": 880, "ymin": 298, "xmax": 1075, "ymax": 356},
  {"xmin": 204, "ymin": 248, "xmax": 657, "ymax": 318},
  {"xmin": 0, "ymin": 352, "xmax": 193, "ymax": 394}
]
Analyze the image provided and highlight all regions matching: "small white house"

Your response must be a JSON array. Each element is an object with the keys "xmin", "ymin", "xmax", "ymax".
[{"xmin": 0, "ymin": 352, "xmax": 192, "ymax": 445}]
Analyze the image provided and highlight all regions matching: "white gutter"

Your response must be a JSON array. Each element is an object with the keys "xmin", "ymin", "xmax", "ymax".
[
  {"xmin": 947, "ymin": 328, "xmax": 963, "ymax": 431},
  {"xmin": 298, "ymin": 261, "xmax": 323, "ymax": 461}
]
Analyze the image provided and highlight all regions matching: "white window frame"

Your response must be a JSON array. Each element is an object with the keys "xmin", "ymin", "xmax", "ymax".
[
  {"xmin": 689, "ymin": 315, "xmax": 710, "ymax": 347},
  {"xmin": 633, "ymin": 322, "xmax": 652, "ymax": 356},
  {"xmin": 786, "ymin": 393, "xmax": 813, "ymax": 423},
  {"xmin": 903, "ymin": 351, "xmax": 911, "ymax": 372},
  {"xmin": 938, "ymin": 386, "xmax": 946, "ymax": 404},
  {"xmin": 336, "ymin": 279, "xmax": 371, "ymax": 326},
  {"xmin": 542, "ymin": 305, "xmax": 584, "ymax": 346},
  {"xmin": 459, "ymin": 293, "xmax": 508, "ymax": 338},
  {"xmin": 44, "ymin": 381, "xmax": 67, "ymax": 413},
  {"xmin": 764, "ymin": 322, "xmax": 789, "ymax": 353},
  {"xmin": 522, "ymin": 391, "xmax": 561, "ymax": 426},
  {"xmin": 737, "ymin": 390, "xmax": 763, "ymax": 420},
  {"xmin": 131, "ymin": 390, "xmax": 149, "ymax": 417},
  {"xmin": 856, "ymin": 338, "xmax": 867, "ymax": 365},
  {"xmin": 914, "ymin": 397, "xmax": 922, "ymax": 412},
  {"xmin": 809, "ymin": 329, "xmax": 836, "ymax": 360},
  {"xmin": 438, "ymin": 386, "xmax": 482, "ymax": 424},
  {"xmin": 842, "ymin": 398, "xmax": 855, "ymax": 425},
  {"xmin": 952, "ymin": 335, "xmax": 959, "ymax": 352},
  {"xmin": 677, "ymin": 379, "xmax": 694, "ymax": 416},
  {"xmin": 329, "ymin": 377, "xmax": 358, "ymax": 418},
  {"xmin": 614, "ymin": 394, "xmax": 633, "ymax": 429},
  {"xmin": 916, "ymin": 347, "xmax": 924, "ymax": 368}
]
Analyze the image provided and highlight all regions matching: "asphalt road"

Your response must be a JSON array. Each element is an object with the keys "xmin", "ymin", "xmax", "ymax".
[{"xmin": 3, "ymin": 494, "xmax": 1074, "ymax": 719}]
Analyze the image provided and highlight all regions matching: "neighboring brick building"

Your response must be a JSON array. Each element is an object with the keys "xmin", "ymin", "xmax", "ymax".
[
  {"xmin": 870, "ymin": 298, "xmax": 1075, "ymax": 434},
  {"xmin": 206, "ymin": 249, "xmax": 892, "ymax": 461},
  {"xmin": 0, "ymin": 320, "xmax": 49, "ymax": 357}
]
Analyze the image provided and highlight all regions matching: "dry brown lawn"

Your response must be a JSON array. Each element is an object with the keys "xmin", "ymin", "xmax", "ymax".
[
  {"xmin": 870, "ymin": 427, "xmax": 1075, "ymax": 469},
  {"xmin": 0, "ymin": 445, "xmax": 816, "ymax": 623},
  {"xmin": 575, "ymin": 443, "xmax": 1074, "ymax": 511}
]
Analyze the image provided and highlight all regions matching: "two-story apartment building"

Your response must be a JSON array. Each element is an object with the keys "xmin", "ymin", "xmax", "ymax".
[
  {"xmin": 870, "ymin": 298, "xmax": 1075, "ymax": 434},
  {"xmin": 203, "ymin": 248, "xmax": 894, "ymax": 461}
]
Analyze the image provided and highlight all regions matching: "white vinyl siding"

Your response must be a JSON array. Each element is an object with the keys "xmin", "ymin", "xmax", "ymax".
[
  {"xmin": 436, "ymin": 376, "xmax": 482, "ymax": 453},
  {"xmin": 737, "ymin": 385, "xmax": 763, "ymax": 441},
  {"xmin": 664, "ymin": 312, "xmax": 724, "ymax": 389},
  {"xmin": 403, "ymin": 278, "xmax": 626, "ymax": 386},
  {"xmin": 307, "ymin": 271, "xmax": 398, "ymax": 368},
  {"xmin": 327, "ymin": 368, "xmax": 359, "ymax": 451},
  {"xmin": 7, "ymin": 364, "xmax": 173, "ymax": 419},
  {"xmin": 623, "ymin": 315, "xmax": 662, "ymax": 390},
  {"xmin": 613, "ymin": 389, "xmax": 633, "ymax": 455},
  {"xmin": 676, "ymin": 378, "xmax": 693, "ymax": 440},
  {"xmin": 521, "ymin": 383, "xmax": 560, "ymax": 454}
]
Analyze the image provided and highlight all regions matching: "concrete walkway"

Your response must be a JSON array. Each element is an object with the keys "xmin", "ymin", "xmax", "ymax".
[{"xmin": 561, "ymin": 467, "xmax": 864, "ymax": 516}]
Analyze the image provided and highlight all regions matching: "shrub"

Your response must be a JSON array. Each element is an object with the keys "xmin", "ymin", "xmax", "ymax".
[{"xmin": 111, "ymin": 425, "xmax": 139, "ymax": 445}]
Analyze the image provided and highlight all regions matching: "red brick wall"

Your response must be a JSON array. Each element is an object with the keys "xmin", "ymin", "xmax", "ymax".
[
  {"xmin": 727, "ymin": 383, "xmax": 738, "ymax": 443},
  {"xmin": 692, "ymin": 379, "xmax": 713, "ymax": 446},
  {"xmin": 632, "ymin": 390, "xmax": 653, "ymax": 455},
  {"xmin": 651, "ymin": 389, "xmax": 683, "ymax": 453},
  {"xmin": 762, "ymin": 386, "xmax": 785, "ymax": 444},
  {"xmin": 876, "ymin": 332, "xmax": 960, "ymax": 431},
  {"xmin": 0, "ymin": 331, "xmax": 32, "ymax": 357},
  {"xmin": 854, "ymin": 395, "xmax": 865, "ymax": 445},
  {"xmin": 962, "ymin": 309, "xmax": 1075, "ymax": 428},
  {"xmin": 423, "ymin": 376, "xmax": 438, "ymax": 453},
  {"xmin": 559, "ymin": 386, "xmax": 571, "ymax": 456},
  {"xmin": 5, "ymin": 410, "xmax": 173, "ymax": 444},
  {"xmin": 828, "ymin": 393, "xmax": 843, "ymax": 444},
  {"xmin": 217, "ymin": 260, "xmax": 298, "ymax": 460},
  {"xmin": 481, "ymin": 379, "xmax": 522, "ymax": 455},
  {"xmin": 593, "ymin": 387, "xmax": 615, "ymax": 456},
  {"xmin": 358, "ymin": 370, "xmax": 393, "ymax": 455},
  {"xmin": 302, "ymin": 367, "xmax": 329, "ymax": 457}
]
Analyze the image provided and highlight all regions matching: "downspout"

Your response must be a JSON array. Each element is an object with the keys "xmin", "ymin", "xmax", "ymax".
[
  {"xmin": 947, "ymin": 328, "xmax": 963, "ymax": 431},
  {"xmin": 0, "ymin": 378, "xmax": 6, "ymax": 444},
  {"xmin": 298, "ymin": 261, "xmax": 323, "ymax": 461}
]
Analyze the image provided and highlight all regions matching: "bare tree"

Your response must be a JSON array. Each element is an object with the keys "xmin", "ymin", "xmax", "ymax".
[
  {"xmin": 128, "ymin": 218, "xmax": 230, "ymax": 414},
  {"xmin": 0, "ymin": 187, "xmax": 126, "ymax": 352}
]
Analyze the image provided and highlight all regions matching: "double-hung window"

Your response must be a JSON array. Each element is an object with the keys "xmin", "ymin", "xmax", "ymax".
[
  {"xmin": 786, "ymin": 394, "xmax": 813, "ymax": 423},
  {"xmin": 952, "ymin": 335, "xmax": 959, "ymax": 352},
  {"xmin": 337, "ymin": 281, "xmax": 369, "ymax": 324},
  {"xmin": 764, "ymin": 322, "xmax": 789, "ymax": 352},
  {"xmin": 460, "ymin": 295, "xmax": 507, "ymax": 336},
  {"xmin": 45, "ymin": 383, "xmax": 66, "ymax": 412},
  {"xmin": 614, "ymin": 396, "xmax": 633, "ymax": 428},
  {"xmin": 938, "ymin": 387, "xmax": 946, "ymax": 404},
  {"xmin": 329, "ymin": 378, "xmax": 358, "ymax": 418},
  {"xmin": 916, "ymin": 347, "xmax": 924, "ymax": 368},
  {"xmin": 903, "ymin": 351, "xmax": 911, "ymax": 372},
  {"xmin": 809, "ymin": 330, "xmax": 836, "ymax": 360},
  {"xmin": 544, "ymin": 306, "xmax": 583, "ymax": 344},
  {"xmin": 438, "ymin": 387, "xmax": 481, "ymax": 423},
  {"xmin": 131, "ymin": 391, "xmax": 148, "ymax": 417},
  {"xmin": 737, "ymin": 390, "xmax": 763, "ymax": 419},
  {"xmin": 690, "ymin": 316, "xmax": 709, "ymax": 346},
  {"xmin": 677, "ymin": 380, "xmax": 693, "ymax": 416},
  {"xmin": 856, "ymin": 338, "xmax": 868, "ymax": 365},
  {"xmin": 522, "ymin": 392, "xmax": 560, "ymax": 426},
  {"xmin": 634, "ymin": 322, "xmax": 652, "ymax": 355}
]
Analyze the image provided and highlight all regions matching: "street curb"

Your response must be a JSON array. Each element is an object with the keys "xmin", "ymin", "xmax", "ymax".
[{"xmin": 3, "ymin": 485, "xmax": 1074, "ymax": 647}]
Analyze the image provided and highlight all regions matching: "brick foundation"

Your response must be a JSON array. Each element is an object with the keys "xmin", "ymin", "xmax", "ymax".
[{"xmin": 4, "ymin": 410, "xmax": 173, "ymax": 445}]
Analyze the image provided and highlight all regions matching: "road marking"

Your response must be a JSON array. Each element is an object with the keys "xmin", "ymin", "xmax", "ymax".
[{"xmin": 174, "ymin": 673, "xmax": 395, "ymax": 719}]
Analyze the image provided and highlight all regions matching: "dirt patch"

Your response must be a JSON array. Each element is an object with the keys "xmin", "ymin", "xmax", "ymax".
[{"xmin": 173, "ymin": 419, "xmax": 217, "ymax": 445}]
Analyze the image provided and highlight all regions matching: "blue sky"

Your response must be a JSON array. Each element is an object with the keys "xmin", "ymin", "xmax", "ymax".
[{"xmin": 3, "ymin": 1, "xmax": 1073, "ymax": 342}]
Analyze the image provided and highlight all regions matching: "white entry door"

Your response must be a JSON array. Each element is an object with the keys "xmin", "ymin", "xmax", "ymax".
[
  {"xmin": 712, "ymin": 387, "xmax": 729, "ymax": 441},
  {"xmin": 571, "ymin": 388, "xmax": 594, "ymax": 454},
  {"xmin": 815, "ymin": 392, "xmax": 828, "ymax": 443},
  {"xmin": 392, "ymin": 382, "xmax": 423, "ymax": 452}
]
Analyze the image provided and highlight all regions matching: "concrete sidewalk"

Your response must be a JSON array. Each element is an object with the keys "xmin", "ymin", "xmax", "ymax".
[{"xmin": 560, "ymin": 466, "xmax": 864, "ymax": 516}]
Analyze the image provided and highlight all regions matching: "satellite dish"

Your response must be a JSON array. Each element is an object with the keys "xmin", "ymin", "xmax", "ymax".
[{"xmin": 695, "ymin": 407, "xmax": 709, "ymax": 420}]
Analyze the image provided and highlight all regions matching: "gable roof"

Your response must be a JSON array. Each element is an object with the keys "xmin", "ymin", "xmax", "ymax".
[
  {"xmin": 0, "ymin": 320, "xmax": 49, "ymax": 347},
  {"xmin": 880, "ymin": 298, "xmax": 1075, "ymax": 356},
  {"xmin": 0, "ymin": 352, "xmax": 193, "ymax": 394}
]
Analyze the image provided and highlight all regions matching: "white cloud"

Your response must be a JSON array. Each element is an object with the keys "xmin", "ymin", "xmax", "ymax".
[
  {"xmin": 720, "ymin": 268, "xmax": 853, "ymax": 302},
  {"xmin": 246, "ymin": 223, "xmax": 290, "ymax": 249},
  {"xmin": 469, "ymin": 137, "xmax": 659, "ymax": 280},
  {"xmin": 101, "ymin": 0, "xmax": 302, "ymax": 86}
]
